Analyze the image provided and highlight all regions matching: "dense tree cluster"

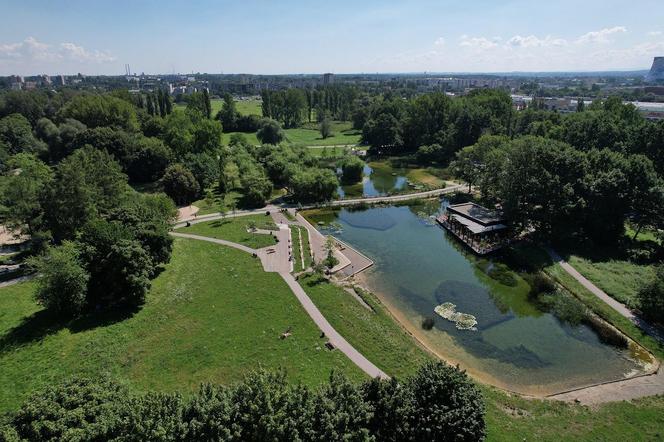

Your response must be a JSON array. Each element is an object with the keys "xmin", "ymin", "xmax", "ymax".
[
  {"xmin": 451, "ymin": 134, "xmax": 664, "ymax": 246},
  {"xmin": 0, "ymin": 90, "xmax": 184, "ymax": 318},
  {"xmin": 222, "ymin": 135, "xmax": 339, "ymax": 206},
  {"xmin": 360, "ymin": 90, "xmax": 512, "ymax": 163},
  {"xmin": 260, "ymin": 85, "xmax": 360, "ymax": 128},
  {"xmin": 0, "ymin": 362, "xmax": 486, "ymax": 442}
]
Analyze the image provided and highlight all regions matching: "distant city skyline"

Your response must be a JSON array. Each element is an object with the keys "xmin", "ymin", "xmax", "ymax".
[{"xmin": 1, "ymin": 0, "xmax": 663, "ymax": 76}]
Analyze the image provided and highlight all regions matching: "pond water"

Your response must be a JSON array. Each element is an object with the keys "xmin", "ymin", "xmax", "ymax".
[
  {"xmin": 307, "ymin": 203, "xmax": 649, "ymax": 395},
  {"xmin": 337, "ymin": 163, "xmax": 409, "ymax": 198}
]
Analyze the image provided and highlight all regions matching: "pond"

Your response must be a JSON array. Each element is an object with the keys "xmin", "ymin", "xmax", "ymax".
[
  {"xmin": 306, "ymin": 202, "xmax": 650, "ymax": 395},
  {"xmin": 337, "ymin": 163, "xmax": 410, "ymax": 198}
]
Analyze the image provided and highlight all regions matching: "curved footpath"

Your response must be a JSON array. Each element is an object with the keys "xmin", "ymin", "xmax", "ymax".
[{"xmin": 170, "ymin": 231, "xmax": 389, "ymax": 380}]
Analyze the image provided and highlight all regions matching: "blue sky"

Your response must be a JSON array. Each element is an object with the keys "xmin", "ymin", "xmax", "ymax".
[{"xmin": 1, "ymin": 0, "xmax": 663, "ymax": 75}]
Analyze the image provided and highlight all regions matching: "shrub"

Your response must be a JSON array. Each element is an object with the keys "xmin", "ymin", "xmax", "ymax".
[
  {"xmin": 637, "ymin": 265, "xmax": 664, "ymax": 324},
  {"xmin": 421, "ymin": 317, "xmax": 435, "ymax": 330},
  {"xmin": 28, "ymin": 241, "xmax": 89, "ymax": 317}
]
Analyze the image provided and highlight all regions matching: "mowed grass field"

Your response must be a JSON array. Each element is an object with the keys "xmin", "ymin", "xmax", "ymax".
[
  {"xmin": 174, "ymin": 97, "xmax": 261, "ymax": 117},
  {"xmin": 0, "ymin": 239, "xmax": 364, "ymax": 413},
  {"xmin": 178, "ymin": 215, "xmax": 278, "ymax": 249}
]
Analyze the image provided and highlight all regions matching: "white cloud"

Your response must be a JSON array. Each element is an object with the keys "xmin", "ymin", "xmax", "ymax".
[
  {"xmin": 507, "ymin": 35, "xmax": 567, "ymax": 48},
  {"xmin": 459, "ymin": 35, "xmax": 498, "ymax": 49},
  {"xmin": 648, "ymin": 31, "xmax": 662, "ymax": 37},
  {"xmin": 0, "ymin": 36, "xmax": 116, "ymax": 64},
  {"xmin": 576, "ymin": 26, "xmax": 627, "ymax": 44},
  {"xmin": 434, "ymin": 37, "xmax": 445, "ymax": 48},
  {"xmin": 373, "ymin": 27, "xmax": 663, "ymax": 74}
]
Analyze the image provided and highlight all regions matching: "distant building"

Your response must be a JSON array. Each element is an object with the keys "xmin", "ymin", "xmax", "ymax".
[
  {"xmin": 323, "ymin": 73, "xmax": 334, "ymax": 85},
  {"xmin": 646, "ymin": 57, "xmax": 664, "ymax": 82},
  {"xmin": 53, "ymin": 75, "xmax": 66, "ymax": 86},
  {"xmin": 630, "ymin": 101, "xmax": 664, "ymax": 120},
  {"xmin": 39, "ymin": 74, "xmax": 51, "ymax": 86}
]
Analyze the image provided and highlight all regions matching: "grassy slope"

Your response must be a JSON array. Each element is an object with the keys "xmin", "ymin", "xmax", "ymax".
[
  {"xmin": 298, "ymin": 275, "xmax": 664, "ymax": 441},
  {"xmin": 300, "ymin": 276, "xmax": 432, "ymax": 378},
  {"xmin": 566, "ymin": 255, "xmax": 654, "ymax": 307},
  {"xmin": 178, "ymin": 215, "xmax": 277, "ymax": 249},
  {"xmin": 0, "ymin": 239, "xmax": 364, "ymax": 413}
]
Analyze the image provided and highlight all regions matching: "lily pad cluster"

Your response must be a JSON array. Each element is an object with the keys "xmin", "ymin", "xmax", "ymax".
[{"xmin": 434, "ymin": 302, "xmax": 478, "ymax": 331}]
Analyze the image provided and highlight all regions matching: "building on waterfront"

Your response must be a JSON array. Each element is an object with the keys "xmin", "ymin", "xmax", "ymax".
[
  {"xmin": 323, "ymin": 73, "xmax": 334, "ymax": 84},
  {"xmin": 437, "ymin": 202, "xmax": 508, "ymax": 255}
]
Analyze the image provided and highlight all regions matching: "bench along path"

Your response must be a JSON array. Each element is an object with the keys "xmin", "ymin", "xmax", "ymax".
[{"xmin": 170, "ymin": 231, "xmax": 389, "ymax": 380}]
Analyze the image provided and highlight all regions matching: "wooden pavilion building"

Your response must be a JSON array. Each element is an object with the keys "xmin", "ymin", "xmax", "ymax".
[{"xmin": 436, "ymin": 202, "xmax": 508, "ymax": 255}]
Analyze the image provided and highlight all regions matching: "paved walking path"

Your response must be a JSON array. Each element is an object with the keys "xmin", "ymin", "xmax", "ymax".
[
  {"xmin": 169, "ymin": 231, "xmax": 388, "ymax": 380},
  {"xmin": 280, "ymin": 272, "xmax": 388, "ymax": 379},
  {"xmin": 546, "ymin": 247, "xmax": 664, "ymax": 343},
  {"xmin": 0, "ymin": 275, "xmax": 34, "ymax": 288},
  {"xmin": 545, "ymin": 247, "xmax": 664, "ymax": 404},
  {"xmin": 175, "ymin": 184, "xmax": 465, "ymax": 226},
  {"xmin": 548, "ymin": 367, "xmax": 664, "ymax": 405}
]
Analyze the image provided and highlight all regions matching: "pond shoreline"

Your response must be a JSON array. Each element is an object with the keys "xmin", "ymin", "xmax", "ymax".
[
  {"xmin": 352, "ymin": 264, "xmax": 659, "ymax": 400},
  {"xmin": 309, "ymin": 204, "xmax": 656, "ymax": 398}
]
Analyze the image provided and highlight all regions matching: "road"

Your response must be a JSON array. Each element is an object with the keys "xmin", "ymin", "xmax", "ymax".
[{"xmin": 169, "ymin": 231, "xmax": 388, "ymax": 380}]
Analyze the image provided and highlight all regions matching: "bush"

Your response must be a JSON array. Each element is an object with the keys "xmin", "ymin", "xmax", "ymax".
[
  {"xmin": 28, "ymin": 241, "xmax": 89, "ymax": 317},
  {"xmin": 407, "ymin": 361, "xmax": 486, "ymax": 441},
  {"xmin": 421, "ymin": 317, "xmax": 435, "ymax": 330},
  {"xmin": 637, "ymin": 265, "xmax": 664, "ymax": 324},
  {"xmin": 339, "ymin": 155, "xmax": 365, "ymax": 184},
  {"xmin": 526, "ymin": 273, "xmax": 556, "ymax": 298},
  {"xmin": 256, "ymin": 118, "xmax": 284, "ymax": 145},
  {"xmin": 3, "ymin": 363, "xmax": 486, "ymax": 441}
]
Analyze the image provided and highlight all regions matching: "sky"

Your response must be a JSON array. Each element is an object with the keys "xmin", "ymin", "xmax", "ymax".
[{"xmin": 1, "ymin": 0, "xmax": 663, "ymax": 76}]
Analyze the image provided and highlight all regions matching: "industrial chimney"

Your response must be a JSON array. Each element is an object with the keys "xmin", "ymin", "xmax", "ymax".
[{"xmin": 646, "ymin": 57, "xmax": 664, "ymax": 82}]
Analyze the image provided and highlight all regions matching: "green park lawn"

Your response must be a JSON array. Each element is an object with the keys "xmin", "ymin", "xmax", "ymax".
[
  {"xmin": 284, "ymin": 121, "xmax": 361, "ymax": 147},
  {"xmin": 0, "ymin": 239, "xmax": 364, "ymax": 413},
  {"xmin": 174, "ymin": 98, "xmax": 261, "ymax": 117},
  {"xmin": 2, "ymin": 238, "xmax": 664, "ymax": 439},
  {"xmin": 178, "ymin": 214, "xmax": 277, "ymax": 249},
  {"xmin": 235, "ymin": 98, "xmax": 262, "ymax": 116},
  {"xmin": 300, "ymin": 276, "xmax": 431, "ymax": 378},
  {"xmin": 221, "ymin": 131, "xmax": 260, "ymax": 146}
]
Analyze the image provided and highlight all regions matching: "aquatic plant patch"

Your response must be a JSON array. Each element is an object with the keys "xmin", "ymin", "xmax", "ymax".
[{"xmin": 434, "ymin": 302, "xmax": 478, "ymax": 331}]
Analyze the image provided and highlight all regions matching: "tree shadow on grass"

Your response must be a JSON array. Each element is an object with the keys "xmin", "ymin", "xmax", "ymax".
[
  {"xmin": 0, "ymin": 304, "xmax": 139, "ymax": 355},
  {"xmin": 209, "ymin": 219, "xmax": 231, "ymax": 228}
]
